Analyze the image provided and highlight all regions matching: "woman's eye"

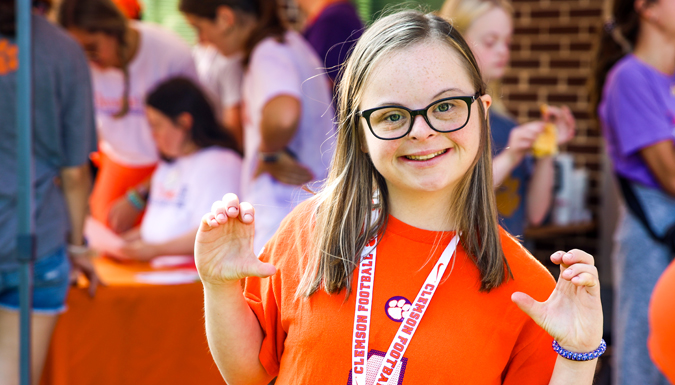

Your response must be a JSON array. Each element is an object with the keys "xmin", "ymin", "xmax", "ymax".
[
  {"xmin": 435, "ymin": 103, "xmax": 452, "ymax": 112},
  {"xmin": 385, "ymin": 113, "xmax": 402, "ymax": 122}
]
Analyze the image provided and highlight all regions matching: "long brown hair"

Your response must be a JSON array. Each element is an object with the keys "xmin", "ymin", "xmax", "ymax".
[
  {"xmin": 298, "ymin": 10, "xmax": 510, "ymax": 298},
  {"xmin": 178, "ymin": 0, "xmax": 286, "ymax": 67},
  {"xmin": 589, "ymin": 0, "xmax": 655, "ymax": 117},
  {"xmin": 58, "ymin": 0, "xmax": 131, "ymax": 118}
]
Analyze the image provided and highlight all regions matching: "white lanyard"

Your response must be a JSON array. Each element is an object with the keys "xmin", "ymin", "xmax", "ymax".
[{"xmin": 351, "ymin": 233, "xmax": 460, "ymax": 385}]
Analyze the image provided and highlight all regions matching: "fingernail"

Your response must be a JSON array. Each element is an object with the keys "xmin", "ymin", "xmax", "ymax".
[
  {"xmin": 227, "ymin": 207, "xmax": 238, "ymax": 215},
  {"xmin": 564, "ymin": 252, "xmax": 573, "ymax": 259},
  {"xmin": 216, "ymin": 214, "xmax": 226, "ymax": 222},
  {"xmin": 243, "ymin": 213, "xmax": 253, "ymax": 221}
]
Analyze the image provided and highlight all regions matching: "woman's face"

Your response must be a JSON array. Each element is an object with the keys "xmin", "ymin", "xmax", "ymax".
[
  {"xmin": 67, "ymin": 28, "xmax": 120, "ymax": 69},
  {"xmin": 146, "ymin": 107, "xmax": 192, "ymax": 159},
  {"xmin": 184, "ymin": 7, "xmax": 245, "ymax": 57},
  {"xmin": 358, "ymin": 40, "xmax": 491, "ymax": 200},
  {"xmin": 463, "ymin": 6, "xmax": 512, "ymax": 82}
]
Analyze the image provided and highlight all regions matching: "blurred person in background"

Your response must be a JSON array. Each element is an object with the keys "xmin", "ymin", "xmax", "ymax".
[
  {"xmin": 439, "ymin": 0, "xmax": 576, "ymax": 239},
  {"xmin": 649, "ymin": 260, "xmax": 675, "ymax": 383},
  {"xmin": 58, "ymin": 0, "xmax": 199, "ymax": 236},
  {"xmin": 295, "ymin": 0, "xmax": 363, "ymax": 99},
  {"xmin": 0, "ymin": 1, "xmax": 100, "ymax": 383},
  {"xmin": 193, "ymin": 42, "xmax": 245, "ymax": 151},
  {"xmin": 179, "ymin": 0, "xmax": 335, "ymax": 254},
  {"xmin": 591, "ymin": 0, "xmax": 675, "ymax": 383},
  {"xmin": 117, "ymin": 77, "xmax": 242, "ymax": 262}
]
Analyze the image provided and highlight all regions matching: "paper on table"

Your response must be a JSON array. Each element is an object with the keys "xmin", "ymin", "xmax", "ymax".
[
  {"xmin": 135, "ymin": 269, "xmax": 200, "ymax": 285},
  {"xmin": 151, "ymin": 255, "xmax": 195, "ymax": 269},
  {"xmin": 84, "ymin": 217, "xmax": 125, "ymax": 258}
]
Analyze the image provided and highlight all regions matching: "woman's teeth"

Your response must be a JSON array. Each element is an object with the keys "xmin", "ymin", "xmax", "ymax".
[{"xmin": 405, "ymin": 149, "xmax": 447, "ymax": 161}]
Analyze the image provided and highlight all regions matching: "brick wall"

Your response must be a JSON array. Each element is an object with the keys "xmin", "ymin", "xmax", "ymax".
[
  {"xmin": 281, "ymin": 0, "xmax": 609, "ymax": 267},
  {"xmin": 502, "ymin": 0, "xmax": 606, "ymax": 264}
]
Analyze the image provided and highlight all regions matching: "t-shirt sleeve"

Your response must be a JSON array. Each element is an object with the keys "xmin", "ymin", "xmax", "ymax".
[
  {"xmin": 249, "ymin": 42, "xmax": 302, "ymax": 106},
  {"xmin": 218, "ymin": 59, "xmax": 244, "ymax": 108},
  {"xmin": 242, "ymin": 201, "xmax": 313, "ymax": 377},
  {"xmin": 169, "ymin": 49, "xmax": 199, "ymax": 82},
  {"xmin": 59, "ymin": 42, "xmax": 97, "ymax": 167},
  {"xmin": 499, "ymin": 228, "xmax": 557, "ymax": 384},
  {"xmin": 243, "ymin": 232, "xmax": 288, "ymax": 377},
  {"xmin": 604, "ymin": 68, "xmax": 673, "ymax": 157},
  {"xmin": 502, "ymin": 318, "xmax": 556, "ymax": 384}
]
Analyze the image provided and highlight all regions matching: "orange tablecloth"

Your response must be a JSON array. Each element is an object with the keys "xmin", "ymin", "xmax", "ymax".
[{"xmin": 39, "ymin": 257, "xmax": 225, "ymax": 385}]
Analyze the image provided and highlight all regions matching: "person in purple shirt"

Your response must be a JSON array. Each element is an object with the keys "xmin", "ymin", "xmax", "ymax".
[
  {"xmin": 591, "ymin": 0, "xmax": 675, "ymax": 384},
  {"xmin": 296, "ymin": 0, "xmax": 363, "ymax": 95}
]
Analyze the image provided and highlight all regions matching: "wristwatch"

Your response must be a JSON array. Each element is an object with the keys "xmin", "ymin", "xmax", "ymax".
[{"xmin": 259, "ymin": 151, "xmax": 282, "ymax": 163}]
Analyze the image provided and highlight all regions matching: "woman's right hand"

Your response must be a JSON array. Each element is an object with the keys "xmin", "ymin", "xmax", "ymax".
[
  {"xmin": 506, "ymin": 121, "xmax": 546, "ymax": 155},
  {"xmin": 195, "ymin": 193, "xmax": 277, "ymax": 287},
  {"xmin": 254, "ymin": 151, "xmax": 314, "ymax": 186}
]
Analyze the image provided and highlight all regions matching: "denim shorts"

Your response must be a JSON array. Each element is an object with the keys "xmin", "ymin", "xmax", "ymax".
[{"xmin": 0, "ymin": 246, "xmax": 71, "ymax": 315}]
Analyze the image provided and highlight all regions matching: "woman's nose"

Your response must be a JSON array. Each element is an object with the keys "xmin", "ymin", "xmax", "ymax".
[{"xmin": 408, "ymin": 115, "xmax": 437, "ymax": 140}]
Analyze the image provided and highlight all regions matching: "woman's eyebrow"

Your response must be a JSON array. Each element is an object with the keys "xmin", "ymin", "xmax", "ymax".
[{"xmin": 432, "ymin": 87, "xmax": 466, "ymax": 99}]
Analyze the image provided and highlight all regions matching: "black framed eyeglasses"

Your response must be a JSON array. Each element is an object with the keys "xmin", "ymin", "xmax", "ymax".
[{"xmin": 357, "ymin": 92, "xmax": 482, "ymax": 140}]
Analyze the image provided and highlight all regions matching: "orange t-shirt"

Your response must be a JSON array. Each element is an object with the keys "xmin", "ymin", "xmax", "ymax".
[
  {"xmin": 245, "ymin": 202, "xmax": 557, "ymax": 384},
  {"xmin": 649, "ymin": 260, "xmax": 675, "ymax": 383}
]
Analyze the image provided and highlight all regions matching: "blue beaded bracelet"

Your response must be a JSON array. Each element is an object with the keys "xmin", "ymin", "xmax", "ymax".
[
  {"xmin": 126, "ymin": 189, "xmax": 146, "ymax": 211},
  {"xmin": 552, "ymin": 339, "xmax": 607, "ymax": 361}
]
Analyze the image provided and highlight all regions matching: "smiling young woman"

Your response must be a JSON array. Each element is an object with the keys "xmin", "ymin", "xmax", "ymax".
[{"xmin": 193, "ymin": 10, "xmax": 603, "ymax": 385}]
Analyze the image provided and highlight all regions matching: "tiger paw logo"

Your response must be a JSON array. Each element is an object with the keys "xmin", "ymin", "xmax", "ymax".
[
  {"xmin": 385, "ymin": 296, "xmax": 411, "ymax": 322},
  {"xmin": 347, "ymin": 349, "xmax": 408, "ymax": 385},
  {"xmin": 0, "ymin": 39, "xmax": 18, "ymax": 75},
  {"xmin": 496, "ymin": 176, "xmax": 520, "ymax": 217}
]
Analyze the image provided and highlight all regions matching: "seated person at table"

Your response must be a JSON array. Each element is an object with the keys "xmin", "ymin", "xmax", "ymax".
[{"xmin": 118, "ymin": 77, "xmax": 242, "ymax": 261}]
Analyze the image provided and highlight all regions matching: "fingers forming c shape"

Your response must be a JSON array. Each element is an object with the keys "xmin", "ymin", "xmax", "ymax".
[
  {"xmin": 561, "ymin": 263, "xmax": 599, "ymax": 286},
  {"xmin": 201, "ymin": 212, "xmax": 218, "ymax": 228},
  {"xmin": 239, "ymin": 202, "xmax": 255, "ymax": 224},
  {"xmin": 221, "ymin": 193, "xmax": 241, "ymax": 218},
  {"xmin": 562, "ymin": 249, "xmax": 595, "ymax": 267}
]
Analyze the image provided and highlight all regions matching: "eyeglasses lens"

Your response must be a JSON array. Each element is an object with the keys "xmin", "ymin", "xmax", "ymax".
[{"xmin": 368, "ymin": 99, "xmax": 469, "ymax": 139}]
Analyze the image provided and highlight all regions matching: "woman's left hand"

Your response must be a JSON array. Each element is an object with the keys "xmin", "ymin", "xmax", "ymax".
[
  {"xmin": 119, "ymin": 240, "xmax": 158, "ymax": 262},
  {"xmin": 512, "ymin": 249, "xmax": 603, "ymax": 353},
  {"xmin": 543, "ymin": 105, "xmax": 576, "ymax": 145}
]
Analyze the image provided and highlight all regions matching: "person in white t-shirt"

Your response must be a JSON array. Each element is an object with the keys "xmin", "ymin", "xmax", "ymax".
[
  {"xmin": 193, "ymin": 43, "xmax": 244, "ymax": 150},
  {"xmin": 59, "ymin": 0, "xmax": 199, "ymax": 234},
  {"xmin": 116, "ymin": 77, "xmax": 242, "ymax": 261},
  {"xmin": 180, "ymin": 0, "xmax": 335, "ymax": 254}
]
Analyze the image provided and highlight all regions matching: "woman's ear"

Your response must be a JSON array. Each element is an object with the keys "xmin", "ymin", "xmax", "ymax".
[
  {"xmin": 480, "ymin": 94, "xmax": 492, "ymax": 119},
  {"xmin": 176, "ymin": 112, "xmax": 194, "ymax": 132},
  {"xmin": 215, "ymin": 5, "xmax": 236, "ymax": 34}
]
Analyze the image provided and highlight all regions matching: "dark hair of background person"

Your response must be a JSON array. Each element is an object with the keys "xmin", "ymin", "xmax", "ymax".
[
  {"xmin": 58, "ymin": 0, "xmax": 132, "ymax": 118},
  {"xmin": 178, "ymin": 0, "xmax": 286, "ymax": 67},
  {"xmin": 589, "ymin": 0, "xmax": 656, "ymax": 118},
  {"xmin": 146, "ymin": 77, "xmax": 242, "ymax": 157},
  {"xmin": 0, "ymin": 0, "xmax": 16, "ymax": 37}
]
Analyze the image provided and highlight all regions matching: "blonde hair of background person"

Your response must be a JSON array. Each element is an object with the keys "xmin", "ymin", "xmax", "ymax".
[
  {"xmin": 193, "ymin": 10, "xmax": 603, "ymax": 385},
  {"xmin": 439, "ymin": 0, "xmax": 512, "ymax": 114},
  {"xmin": 439, "ymin": 0, "xmax": 576, "ymax": 233}
]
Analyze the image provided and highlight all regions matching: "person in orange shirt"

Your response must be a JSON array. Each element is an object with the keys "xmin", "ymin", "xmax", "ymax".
[
  {"xmin": 649, "ymin": 260, "xmax": 675, "ymax": 382},
  {"xmin": 192, "ymin": 10, "xmax": 604, "ymax": 385}
]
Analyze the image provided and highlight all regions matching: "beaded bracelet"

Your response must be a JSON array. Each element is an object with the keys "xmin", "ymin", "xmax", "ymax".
[
  {"xmin": 553, "ymin": 339, "xmax": 607, "ymax": 361},
  {"xmin": 126, "ymin": 189, "xmax": 146, "ymax": 211}
]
